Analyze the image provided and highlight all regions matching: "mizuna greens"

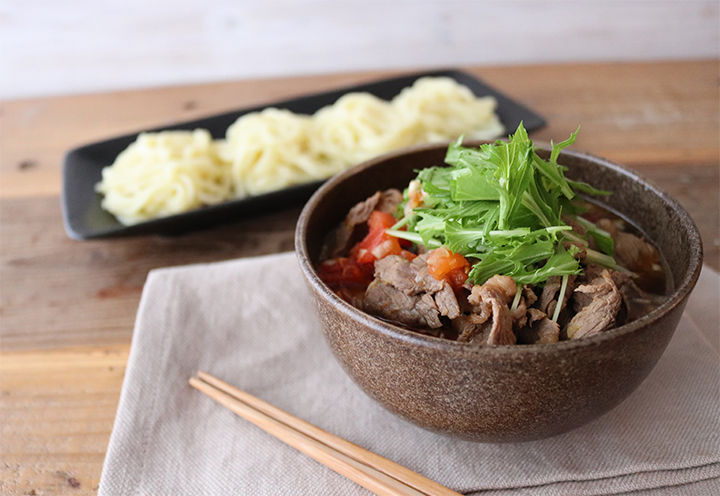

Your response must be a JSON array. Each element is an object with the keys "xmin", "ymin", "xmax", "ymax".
[{"xmin": 387, "ymin": 123, "xmax": 621, "ymax": 289}]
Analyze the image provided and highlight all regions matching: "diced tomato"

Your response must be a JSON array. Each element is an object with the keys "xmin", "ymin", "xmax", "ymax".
[
  {"xmin": 320, "ymin": 210, "xmax": 417, "ymax": 296},
  {"xmin": 426, "ymin": 247, "xmax": 470, "ymax": 278},
  {"xmin": 316, "ymin": 257, "xmax": 374, "ymax": 290},
  {"xmin": 406, "ymin": 180, "xmax": 427, "ymax": 213},
  {"xmin": 367, "ymin": 210, "xmax": 396, "ymax": 231},
  {"xmin": 399, "ymin": 249, "xmax": 417, "ymax": 261},
  {"xmin": 350, "ymin": 211, "xmax": 403, "ymax": 264},
  {"xmin": 446, "ymin": 266, "xmax": 470, "ymax": 293},
  {"xmin": 426, "ymin": 247, "xmax": 470, "ymax": 292},
  {"xmin": 367, "ymin": 208, "xmax": 412, "ymax": 247}
]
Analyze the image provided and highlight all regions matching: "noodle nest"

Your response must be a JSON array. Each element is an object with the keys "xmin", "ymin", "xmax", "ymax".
[
  {"xmin": 95, "ymin": 129, "xmax": 231, "ymax": 225},
  {"xmin": 97, "ymin": 77, "xmax": 504, "ymax": 225}
]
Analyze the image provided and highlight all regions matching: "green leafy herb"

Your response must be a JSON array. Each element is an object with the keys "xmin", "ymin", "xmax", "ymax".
[{"xmin": 390, "ymin": 123, "xmax": 618, "ymax": 285}]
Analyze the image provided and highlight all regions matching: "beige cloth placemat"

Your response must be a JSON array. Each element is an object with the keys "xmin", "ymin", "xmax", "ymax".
[{"xmin": 99, "ymin": 252, "xmax": 720, "ymax": 495}]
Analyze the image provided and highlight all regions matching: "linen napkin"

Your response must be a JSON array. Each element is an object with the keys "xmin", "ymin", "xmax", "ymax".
[{"xmin": 99, "ymin": 252, "xmax": 720, "ymax": 496}]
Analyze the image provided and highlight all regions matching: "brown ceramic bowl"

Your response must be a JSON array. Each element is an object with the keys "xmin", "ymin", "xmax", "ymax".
[{"xmin": 295, "ymin": 142, "xmax": 703, "ymax": 443}]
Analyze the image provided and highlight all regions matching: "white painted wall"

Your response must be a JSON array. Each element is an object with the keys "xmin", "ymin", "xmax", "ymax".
[{"xmin": 1, "ymin": 0, "xmax": 718, "ymax": 100}]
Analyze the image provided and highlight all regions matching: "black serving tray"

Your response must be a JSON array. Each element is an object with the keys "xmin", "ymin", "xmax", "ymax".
[{"xmin": 62, "ymin": 69, "xmax": 546, "ymax": 240}]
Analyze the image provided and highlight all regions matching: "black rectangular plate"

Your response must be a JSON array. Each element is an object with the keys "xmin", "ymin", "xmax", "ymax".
[{"xmin": 62, "ymin": 69, "xmax": 546, "ymax": 240}]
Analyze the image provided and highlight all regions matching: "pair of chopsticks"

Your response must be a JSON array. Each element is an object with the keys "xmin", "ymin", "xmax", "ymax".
[{"xmin": 190, "ymin": 371, "xmax": 461, "ymax": 496}]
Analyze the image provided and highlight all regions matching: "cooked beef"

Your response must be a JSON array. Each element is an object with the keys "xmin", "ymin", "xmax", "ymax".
[
  {"xmin": 566, "ymin": 270, "xmax": 622, "ymax": 339},
  {"xmin": 462, "ymin": 275, "xmax": 517, "ymax": 345},
  {"xmin": 614, "ymin": 232, "xmax": 658, "ymax": 270},
  {"xmin": 535, "ymin": 318, "xmax": 560, "ymax": 343},
  {"xmin": 512, "ymin": 296, "xmax": 528, "ymax": 329},
  {"xmin": 364, "ymin": 280, "xmax": 443, "ymax": 329},
  {"xmin": 410, "ymin": 253, "xmax": 445, "ymax": 294},
  {"xmin": 572, "ymin": 291, "xmax": 592, "ymax": 314},
  {"xmin": 471, "ymin": 275, "xmax": 517, "ymax": 306},
  {"xmin": 539, "ymin": 275, "xmax": 576, "ymax": 318},
  {"xmin": 320, "ymin": 189, "xmax": 669, "ymax": 346},
  {"xmin": 322, "ymin": 189, "xmax": 403, "ymax": 259},
  {"xmin": 523, "ymin": 285, "xmax": 538, "ymax": 307},
  {"xmin": 362, "ymin": 250, "xmax": 648, "ymax": 344},
  {"xmin": 487, "ymin": 298, "xmax": 516, "ymax": 345},
  {"xmin": 373, "ymin": 254, "xmax": 458, "ymax": 317},
  {"xmin": 374, "ymin": 255, "xmax": 421, "ymax": 295},
  {"xmin": 538, "ymin": 276, "xmax": 561, "ymax": 313},
  {"xmin": 455, "ymin": 314, "xmax": 492, "ymax": 344},
  {"xmin": 527, "ymin": 308, "xmax": 546, "ymax": 325},
  {"xmin": 364, "ymin": 252, "xmax": 460, "ymax": 329},
  {"xmin": 511, "ymin": 286, "xmax": 538, "ymax": 330},
  {"xmin": 517, "ymin": 315, "xmax": 560, "ymax": 345},
  {"xmin": 434, "ymin": 284, "xmax": 461, "ymax": 319},
  {"xmin": 596, "ymin": 218, "xmax": 659, "ymax": 272},
  {"xmin": 580, "ymin": 264, "xmax": 631, "ymax": 285},
  {"xmin": 573, "ymin": 267, "xmax": 631, "ymax": 312},
  {"xmin": 373, "ymin": 254, "xmax": 446, "ymax": 294},
  {"xmin": 463, "ymin": 296, "xmax": 491, "ymax": 324},
  {"xmin": 376, "ymin": 189, "xmax": 404, "ymax": 214}
]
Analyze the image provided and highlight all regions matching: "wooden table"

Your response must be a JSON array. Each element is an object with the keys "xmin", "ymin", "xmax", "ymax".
[{"xmin": 1, "ymin": 61, "xmax": 718, "ymax": 495}]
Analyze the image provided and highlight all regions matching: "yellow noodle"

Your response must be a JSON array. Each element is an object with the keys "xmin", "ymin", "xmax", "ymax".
[
  {"xmin": 95, "ymin": 129, "xmax": 231, "ymax": 225},
  {"xmin": 392, "ymin": 77, "xmax": 504, "ymax": 142},
  {"xmin": 220, "ymin": 108, "xmax": 342, "ymax": 197},
  {"xmin": 311, "ymin": 93, "xmax": 406, "ymax": 166},
  {"xmin": 97, "ymin": 77, "xmax": 503, "ymax": 224}
]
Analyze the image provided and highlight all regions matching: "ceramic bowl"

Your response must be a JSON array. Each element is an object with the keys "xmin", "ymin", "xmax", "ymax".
[{"xmin": 295, "ymin": 142, "xmax": 702, "ymax": 442}]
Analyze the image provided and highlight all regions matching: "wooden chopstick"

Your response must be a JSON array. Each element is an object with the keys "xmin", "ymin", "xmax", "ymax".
[{"xmin": 190, "ymin": 371, "xmax": 461, "ymax": 496}]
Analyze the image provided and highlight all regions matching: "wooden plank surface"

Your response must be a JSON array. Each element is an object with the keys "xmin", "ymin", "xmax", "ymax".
[
  {"xmin": 1, "ymin": 346, "xmax": 129, "ymax": 495},
  {"xmin": 0, "ymin": 60, "xmax": 718, "ymax": 495}
]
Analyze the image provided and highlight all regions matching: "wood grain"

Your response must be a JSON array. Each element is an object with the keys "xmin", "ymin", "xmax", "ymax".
[
  {"xmin": 0, "ymin": 346, "xmax": 129, "ymax": 496},
  {"xmin": 0, "ymin": 61, "xmax": 718, "ymax": 495},
  {"xmin": 0, "ymin": 199, "xmax": 302, "ymax": 351}
]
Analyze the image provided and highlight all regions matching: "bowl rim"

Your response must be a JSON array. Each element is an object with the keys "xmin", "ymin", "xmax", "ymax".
[{"xmin": 295, "ymin": 141, "xmax": 704, "ymax": 356}]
